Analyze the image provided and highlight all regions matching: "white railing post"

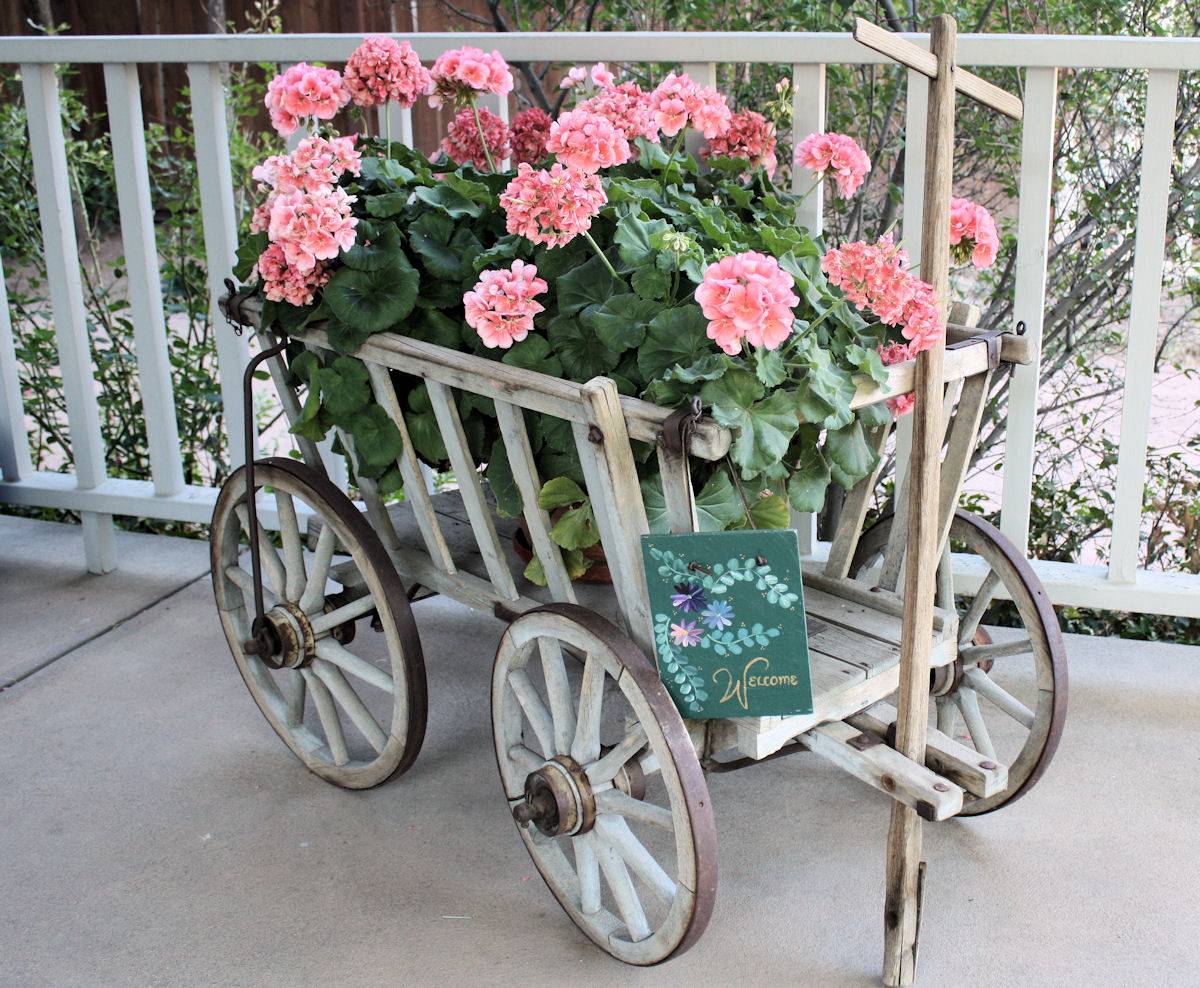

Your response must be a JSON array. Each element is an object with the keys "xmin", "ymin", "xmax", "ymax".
[
  {"xmin": 790, "ymin": 61, "xmax": 826, "ymax": 555},
  {"xmin": 999, "ymin": 67, "xmax": 1059, "ymax": 552},
  {"xmin": 1107, "ymin": 69, "xmax": 1180, "ymax": 584},
  {"xmin": 22, "ymin": 62, "xmax": 116, "ymax": 573},
  {"xmin": 104, "ymin": 62, "xmax": 185, "ymax": 498},
  {"xmin": 0, "ymin": 256, "xmax": 31, "ymax": 482},
  {"xmin": 188, "ymin": 61, "xmax": 251, "ymax": 469},
  {"xmin": 377, "ymin": 103, "xmax": 414, "ymax": 147}
]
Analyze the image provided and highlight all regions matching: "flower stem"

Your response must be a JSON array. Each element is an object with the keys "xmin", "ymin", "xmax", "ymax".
[
  {"xmin": 582, "ymin": 230, "xmax": 619, "ymax": 279},
  {"xmin": 660, "ymin": 130, "xmax": 688, "ymax": 193},
  {"xmin": 385, "ymin": 101, "xmax": 392, "ymax": 160},
  {"xmin": 471, "ymin": 103, "xmax": 497, "ymax": 173}
]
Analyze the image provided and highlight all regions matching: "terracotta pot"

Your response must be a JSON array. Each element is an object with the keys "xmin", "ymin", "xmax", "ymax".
[{"xmin": 511, "ymin": 510, "xmax": 612, "ymax": 584}]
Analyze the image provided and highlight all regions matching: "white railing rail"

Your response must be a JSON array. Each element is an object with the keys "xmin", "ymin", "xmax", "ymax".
[{"xmin": 0, "ymin": 30, "xmax": 1196, "ymax": 619}]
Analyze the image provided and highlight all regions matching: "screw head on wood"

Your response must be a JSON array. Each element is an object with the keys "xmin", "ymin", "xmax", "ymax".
[
  {"xmin": 979, "ymin": 760, "xmax": 998, "ymax": 770},
  {"xmin": 587, "ymin": 424, "xmax": 604, "ymax": 444},
  {"xmin": 933, "ymin": 781, "xmax": 951, "ymax": 792}
]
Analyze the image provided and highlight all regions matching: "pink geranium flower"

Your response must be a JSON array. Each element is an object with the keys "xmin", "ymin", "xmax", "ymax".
[
  {"xmin": 441, "ymin": 107, "xmax": 511, "ymax": 169},
  {"xmin": 949, "ymin": 197, "xmax": 1000, "ymax": 269},
  {"xmin": 256, "ymin": 242, "xmax": 331, "ymax": 307},
  {"xmin": 648, "ymin": 72, "xmax": 732, "ymax": 140},
  {"xmin": 545, "ymin": 108, "xmax": 631, "ymax": 172},
  {"xmin": 499, "ymin": 163, "xmax": 607, "ymax": 248},
  {"xmin": 253, "ymin": 134, "xmax": 361, "ymax": 194},
  {"xmin": 267, "ymin": 186, "xmax": 358, "ymax": 273},
  {"xmin": 878, "ymin": 341, "xmax": 915, "ymax": 416},
  {"xmin": 696, "ymin": 251, "xmax": 800, "ymax": 355},
  {"xmin": 264, "ymin": 63, "xmax": 350, "ymax": 136},
  {"xmin": 702, "ymin": 109, "xmax": 778, "ymax": 177},
  {"xmin": 795, "ymin": 131, "xmax": 871, "ymax": 198},
  {"xmin": 510, "ymin": 107, "xmax": 552, "ymax": 165},
  {"xmin": 559, "ymin": 66, "xmax": 588, "ymax": 90},
  {"xmin": 578, "ymin": 82, "xmax": 660, "ymax": 143},
  {"xmin": 429, "ymin": 46, "xmax": 514, "ymax": 109},
  {"xmin": 463, "ymin": 260, "xmax": 548, "ymax": 349},
  {"xmin": 344, "ymin": 35, "xmax": 431, "ymax": 109},
  {"xmin": 590, "ymin": 62, "xmax": 615, "ymax": 88}
]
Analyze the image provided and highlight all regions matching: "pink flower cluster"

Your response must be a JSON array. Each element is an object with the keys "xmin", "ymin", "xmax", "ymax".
[
  {"xmin": 266, "ymin": 186, "xmax": 358, "ymax": 274},
  {"xmin": 878, "ymin": 342, "xmax": 915, "ymax": 416},
  {"xmin": 696, "ymin": 251, "xmax": 800, "ymax": 355},
  {"xmin": 344, "ymin": 35, "xmax": 431, "ymax": 109},
  {"xmin": 463, "ymin": 260, "xmax": 548, "ymax": 349},
  {"xmin": 560, "ymin": 62, "xmax": 617, "ymax": 90},
  {"xmin": 499, "ymin": 163, "xmax": 607, "ymax": 248},
  {"xmin": 702, "ymin": 109, "xmax": 778, "ymax": 177},
  {"xmin": 256, "ymin": 242, "xmax": 331, "ymax": 307},
  {"xmin": 821, "ymin": 233, "xmax": 943, "ymax": 354},
  {"xmin": 510, "ymin": 108, "xmax": 552, "ymax": 165},
  {"xmin": 649, "ymin": 73, "xmax": 732, "ymax": 139},
  {"xmin": 578, "ymin": 82, "xmax": 660, "ymax": 143},
  {"xmin": 949, "ymin": 197, "xmax": 1000, "ymax": 269},
  {"xmin": 264, "ymin": 63, "xmax": 350, "ymax": 137},
  {"xmin": 441, "ymin": 107, "xmax": 512, "ymax": 169},
  {"xmin": 795, "ymin": 131, "xmax": 871, "ymax": 199},
  {"xmin": 545, "ymin": 108, "xmax": 631, "ymax": 173},
  {"xmin": 428, "ymin": 46, "xmax": 514, "ymax": 109},
  {"xmin": 252, "ymin": 135, "xmax": 361, "ymax": 197}
]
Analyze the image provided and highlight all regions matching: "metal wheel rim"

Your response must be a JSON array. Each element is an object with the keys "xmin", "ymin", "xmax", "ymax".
[
  {"xmin": 210, "ymin": 457, "xmax": 427, "ymax": 789},
  {"xmin": 851, "ymin": 509, "xmax": 1067, "ymax": 815},
  {"xmin": 491, "ymin": 603, "xmax": 717, "ymax": 965}
]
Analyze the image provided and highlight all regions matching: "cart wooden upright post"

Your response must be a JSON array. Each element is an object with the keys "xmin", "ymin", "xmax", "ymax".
[{"xmin": 212, "ymin": 15, "xmax": 1066, "ymax": 984}]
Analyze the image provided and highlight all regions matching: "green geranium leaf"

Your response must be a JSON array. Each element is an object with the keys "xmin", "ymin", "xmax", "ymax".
[
  {"xmin": 702, "ymin": 366, "xmax": 765, "ymax": 424},
  {"xmin": 486, "ymin": 439, "xmax": 522, "ymax": 517},
  {"xmin": 725, "ymin": 390, "xmax": 801, "ymax": 480},
  {"xmin": 548, "ymin": 313, "xmax": 621, "ymax": 380},
  {"xmin": 360, "ymin": 157, "xmax": 415, "ymax": 186},
  {"xmin": 694, "ymin": 468, "xmax": 750, "ymax": 531},
  {"xmin": 614, "ymin": 211, "xmax": 669, "ymax": 267},
  {"xmin": 320, "ymin": 356, "xmax": 372, "ymax": 426},
  {"xmin": 347, "ymin": 404, "xmax": 405, "ymax": 476},
  {"xmin": 410, "ymin": 222, "xmax": 481, "ymax": 280},
  {"xmin": 407, "ymin": 308, "xmax": 463, "ymax": 349},
  {"xmin": 787, "ymin": 435, "xmax": 831, "ymax": 513},
  {"xmin": 845, "ymin": 341, "xmax": 890, "ymax": 386},
  {"xmin": 502, "ymin": 334, "xmax": 563, "ymax": 378},
  {"xmin": 289, "ymin": 380, "xmax": 329, "ymax": 442},
  {"xmin": 580, "ymin": 294, "xmax": 662, "ymax": 353},
  {"xmin": 826, "ymin": 420, "xmax": 880, "ymax": 490},
  {"xmin": 365, "ymin": 192, "xmax": 410, "ymax": 219},
  {"xmin": 857, "ymin": 401, "xmax": 892, "ymax": 428},
  {"xmin": 472, "ymin": 234, "xmax": 527, "ymax": 274},
  {"xmin": 557, "ymin": 254, "xmax": 617, "ymax": 316},
  {"xmin": 234, "ymin": 231, "xmax": 268, "ymax": 282},
  {"xmin": 325, "ymin": 317, "xmax": 377, "ymax": 355},
  {"xmin": 406, "ymin": 410, "xmax": 447, "ymax": 464},
  {"xmin": 442, "ymin": 171, "xmax": 494, "ymax": 205},
  {"xmin": 324, "ymin": 256, "xmax": 420, "ymax": 333},
  {"xmin": 666, "ymin": 351, "xmax": 731, "ymax": 385},
  {"xmin": 754, "ymin": 347, "xmax": 787, "ymax": 388},
  {"xmin": 632, "ymin": 264, "xmax": 671, "ymax": 301},
  {"xmin": 413, "ymin": 183, "xmax": 483, "ymax": 218},
  {"xmin": 638, "ymin": 305, "xmax": 710, "ymax": 381},
  {"xmin": 550, "ymin": 502, "xmax": 601, "ymax": 550},
  {"xmin": 748, "ymin": 493, "xmax": 790, "ymax": 529},
  {"xmin": 538, "ymin": 476, "xmax": 586, "ymax": 510}
]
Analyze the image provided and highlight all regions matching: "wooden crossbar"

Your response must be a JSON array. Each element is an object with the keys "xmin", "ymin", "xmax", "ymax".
[{"xmin": 853, "ymin": 18, "xmax": 1024, "ymax": 120}]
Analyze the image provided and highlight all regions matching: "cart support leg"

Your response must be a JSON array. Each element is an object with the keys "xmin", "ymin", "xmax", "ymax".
[{"xmin": 881, "ymin": 14, "xmax": 957, "ymax": 986}]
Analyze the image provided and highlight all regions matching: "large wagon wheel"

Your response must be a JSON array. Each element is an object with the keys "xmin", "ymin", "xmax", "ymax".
[
  {"xmin": 851, "ymin": 509, "xmax": 1067, "ymax": 814},
  {"xmin": 211, "ymin": 457, "xmax": 427, "ymax": 789},
  {"xmin": 491, "ymin": 603, "xmax": 716, "ymax": 965}
]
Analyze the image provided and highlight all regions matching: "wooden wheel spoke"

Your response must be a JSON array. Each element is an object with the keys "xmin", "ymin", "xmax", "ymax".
[
  {"xmin": 961, "ymin": 636, "xmax": 1034, "ymax": 664},
  {"xmin": 314, "ymin": 639, "xmax": 394, "ymax": 694},
  {"xmin": 234, "ymin": 503, "xmax": 288, "ymax": 599},
  {"xmin": 313, "ymin": 659, "xmax": 389, "ymax": 754},
  {"xmin": 310, "ymin": 593, "xmax": 376, "ymax": 635},
  {"xmin": 935, "ymin": 694, "xmax": 956, "ymax": 737},
  {"xmin": 595, "ymin": 789, "xmax": 674, "ymax": 831},
  {"xmin": 507, "ymin": 743, "xmax": 544, "ymax": 775},
  {"xmin": 585, "ymin": 725, "xmax": 648, "ymax": 786},
  {"xmin": 595, "ymin": 834, "xmax": 651, "ymax": 941},
  {"xmin": 275, "ymin": 490, "xmax": 306, "ymax": 602},
  {"xmin": 508, "ymin": 669, "xmax": 557, "ymax": 756},
  {"xmin": 571, "ymin": 655, "xmax": 606, "ymax": 765},
  {"xmin": 574, "ymin": 831, "xmax": 602, "ymax": 915},
  {"xmin": 964, "ymin": 667, "xmax": 1035, "ymax": 729},
  {"xmin": 223, "ymin": 564, "xmax": 276, "ymax": 609},
  {"xmin": 538, "ymin": 638, "xmax": 576, "ymax": 756},
  {"xmin": 955, "ymin": 687, "xmax": 997, "ymax": 760},
  {"xmin": 283, "ymin": 668, "xmax": 306, "ymax": 727},
  {"xmin": 302, "ymin": 667, "xmax": 349, "ymax": 766},
  {"xmin": 595, "ymin": 816, "xmax": 677, "ymax": 907},
  {"xmin": 299, "ymin": 525, "xmax": 337, "ymax": 614},
  {"xmin": 958, "ymin": 569, "xmax": 1001, "ymax": 646}
]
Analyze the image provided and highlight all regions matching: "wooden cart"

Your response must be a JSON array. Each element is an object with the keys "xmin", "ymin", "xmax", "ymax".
[{"xmin": 211, "ymin": 17, "xmax": 1066, "ymax": 984}]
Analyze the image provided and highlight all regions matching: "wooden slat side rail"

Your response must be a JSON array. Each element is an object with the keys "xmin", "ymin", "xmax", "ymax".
[
  {"xmin": 256, "ymin": 331, "xmax": 324, "ymax": 472},
  {"xmin": 824, "ymin": 422, "xmax": 892, "ymax": 579},
  {"xmin": 22, "ymin": 62, "xmax": 116, "ymax": 573},
  {"xmin": 853, "ymin": 17, "xmax": 1023, "ymax": 120},
  {"xmin": 494, "ymin": 400, "xmax": 577, "ymax": 604},
  {"xmin": 425, "ymin": 381, "xmax": 520, "ymax": 602},
  {"xmin": 935, "ymin": 370, "xmax": 993, "ymax": 556},
  {"xmin": 798, "ymin": 719, "xmax": 964, "ymax": 821},
  {"xmin": 656, "ymin": 443, "xmax": 698, "ymax": 534},
  {"xmin": 364, "ymin": 363, "xmax": 457, "ymax": 574}
]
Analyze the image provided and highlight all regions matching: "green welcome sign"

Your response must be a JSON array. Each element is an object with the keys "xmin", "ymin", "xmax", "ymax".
[{"xmin": 640, "ymin": 529, "xmax": 813, "ymax": 719}]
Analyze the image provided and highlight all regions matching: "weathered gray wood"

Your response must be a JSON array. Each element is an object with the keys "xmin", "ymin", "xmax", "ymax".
[
  {"xmin": 825, "ymin": 421, "xmax": 892, "ymax": 579},
  {"xmin": 426, "ymin": 380, "xmax": 520, "ymax": 601},
  {"xmin": 656, "ymin": 441, "xmax": 698, "ymax": 534}
]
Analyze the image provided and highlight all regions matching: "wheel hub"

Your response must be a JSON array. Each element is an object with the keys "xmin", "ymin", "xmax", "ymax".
[
  {"xmin": 511, "ymin": 756, "xmax": 596, "ymax": 837},
  {"xmin": 931, "ymin": 627, "xmax": 995, "ymax": 697}
]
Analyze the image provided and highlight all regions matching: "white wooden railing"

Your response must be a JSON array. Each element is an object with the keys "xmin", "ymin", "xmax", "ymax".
[{"xmin": 0, "ymin": 30, "xmax": 1196, "ymax": 619}]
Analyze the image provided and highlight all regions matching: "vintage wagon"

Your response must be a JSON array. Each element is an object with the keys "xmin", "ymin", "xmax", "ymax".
[{"xmin": 212, "ymin": 17, "xmax": 1066, "ymax": 984}]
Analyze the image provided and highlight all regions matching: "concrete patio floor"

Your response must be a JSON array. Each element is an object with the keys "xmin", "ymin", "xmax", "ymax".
[{"xmin": 1, "ymin": 515, "xmax": 1198, "ymax": 987}]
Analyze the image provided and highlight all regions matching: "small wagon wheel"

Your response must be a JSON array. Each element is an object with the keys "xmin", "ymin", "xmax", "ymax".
[
  {"xmin": 851, "ymin": 509, "xmax": 1067, "ymax": 815},
  {"xmin": 210, "ymin": 457, "xmax": 427, "ymax": 789},
  {"xmin": 491, "ymin": 603, "xmax": 716, "ymax": 965}
]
